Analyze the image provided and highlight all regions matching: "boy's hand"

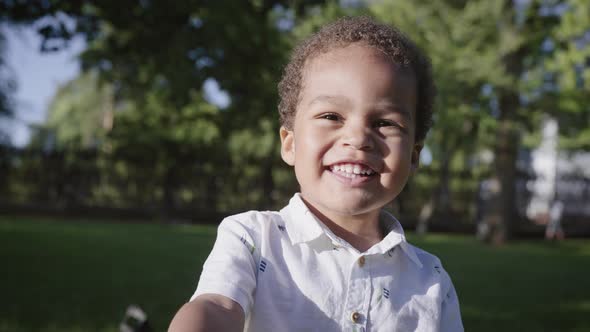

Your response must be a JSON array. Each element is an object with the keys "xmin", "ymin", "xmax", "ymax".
[{"xmin": 168, "ymin": 294, "xmax": 245, "ymax": 332}]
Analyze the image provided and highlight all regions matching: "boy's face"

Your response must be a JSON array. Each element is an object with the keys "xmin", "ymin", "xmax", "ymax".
[{"xmin": 280, "ymin": 43, "xmax": 422, "ymax": 221}]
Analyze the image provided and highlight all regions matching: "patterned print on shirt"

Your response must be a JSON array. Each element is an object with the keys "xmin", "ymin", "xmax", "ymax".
[
  {"xmin": 277, "ymin": 225, "xmax": 286, "ymax": 231},
  {"xmin": 383, "ymin": 288, "xmax": 390, "ymax": 299},
  {"xmin": 434, "ymin": 265, "xmax": 441, "ymax": 274},
  {"xmin": 259, "ymin": 260, "xmax": 267, "ymax": 272},
  {"xmin": 240, "ymin": 235, "xmax": 256, "ymax": 254},
  {"xmin": 387, "ymin": 248, "xmax": 395, "ymax": 257}
]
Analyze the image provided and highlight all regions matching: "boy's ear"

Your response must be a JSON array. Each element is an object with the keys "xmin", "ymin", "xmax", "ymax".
[
  {"xmin": 279, "ymin": 126, "xmax": 295, "ymax": 166},
  {"xmin": 410, "ymin": 142, "xmax": 423, "ymax": 174}
]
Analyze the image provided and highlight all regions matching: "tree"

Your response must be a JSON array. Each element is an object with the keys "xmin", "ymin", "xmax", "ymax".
[
  {"xmin": 32, "ymin": 71, "xmax": 114, "ymax": 150},
  {"xmin": 0, "ymin": 38, "xmax": 13, "ymax": 113},
  {"xmin": 0, "ymin": 29, "xmax": 17, "ymax": 135},
  {"xmin": 544, "ymin": 0, "xmax": 590, "ymax": 150},
  {"xmin": 2, "ymin": 0, "xmax": 329, "ymax": 213}
]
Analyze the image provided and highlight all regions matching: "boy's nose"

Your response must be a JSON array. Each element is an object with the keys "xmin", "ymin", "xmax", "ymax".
[{"xmin": 342, "ymin": 123, "xmax": 374, "ymax": 151}]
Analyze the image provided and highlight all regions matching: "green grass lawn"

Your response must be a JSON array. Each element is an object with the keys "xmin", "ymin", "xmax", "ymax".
[{"xmin": 1, "ymin": 216, "xmax": 589, "ymax": 332}]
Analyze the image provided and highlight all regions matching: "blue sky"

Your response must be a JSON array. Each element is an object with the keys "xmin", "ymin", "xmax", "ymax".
[{"xmin": 1, "ymin": 23, "xmax": 84, "ymax": 147}]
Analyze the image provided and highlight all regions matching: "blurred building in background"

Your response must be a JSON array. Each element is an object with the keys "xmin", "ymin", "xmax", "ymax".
[{"xmin": 477, "ymin": 117, "xmax": 590, "ymax": 239}]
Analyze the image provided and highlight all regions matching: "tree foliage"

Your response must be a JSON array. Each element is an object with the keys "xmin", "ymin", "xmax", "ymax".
[
  {"xmin": 0, "ymin": 29, "xmax": 16, "ymax": 129},
  {"xmin": 33, "ymin": 72, "xmax": 113, "ymax": 149},
  {"xmin": 545, "ymin": 0, "xmax": 590, "ymax": 149},
  {"xmin": 1, "ymin": 0, "xmax": 589, "ymax": 236}
]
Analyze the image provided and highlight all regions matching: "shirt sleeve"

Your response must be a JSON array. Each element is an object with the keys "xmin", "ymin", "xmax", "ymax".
[
  {"xmin": 440, "ymin": 272, "xmax": 464, "ymax": 332},
  {"xmin": 191, "ymin": 216, "xmax": 259, "ymax": 316}
]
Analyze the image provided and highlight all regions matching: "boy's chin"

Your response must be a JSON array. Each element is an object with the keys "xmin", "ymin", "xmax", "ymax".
[
  {"xmin": 334, "ymin": 202, "xmax": 385, "ymax": 217},
  {"xmin": 306, "ymin": 194, "xmax": 389, "ymax": 219}
]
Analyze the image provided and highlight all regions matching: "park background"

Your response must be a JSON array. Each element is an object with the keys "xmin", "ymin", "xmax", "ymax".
[{"xmin": 1, "ymin": 0, "xmax": 589, "ymax": 331}]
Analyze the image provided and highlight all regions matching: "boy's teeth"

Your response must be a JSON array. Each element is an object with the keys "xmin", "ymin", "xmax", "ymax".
[
  {"xmin": 353, "ymin": 165, "xmax": 361, "ymax": 174},
  {"xmin": 330, "ymin": 163, "xmax": 374, "ymax": 176}
]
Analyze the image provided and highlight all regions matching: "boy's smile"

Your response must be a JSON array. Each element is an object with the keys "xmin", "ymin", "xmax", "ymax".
[
  {"xmin": 328, "ymin": 161, "xmax": 377, "ymax": 186},
  {"xmin": 280, "ymin": 43, "xmax": 422, "ymax": 229}
]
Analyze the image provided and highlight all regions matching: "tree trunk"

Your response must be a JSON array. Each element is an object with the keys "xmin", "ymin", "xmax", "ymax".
[
  {"xmin": 487, "ymin": 14, "xmax": 526, "ymax": 243},
  {"xmin": 417, "ymin": 145, "xmax": 454, "ymax": 235},
  {"xmin": 205, "ymin": 172, "xmax": 218, "ymax": 212},
  {"xmin": 162, "ymin": 162, "xmax": 177, "ymax": 223},
  {"xmin": 261, "ymin": 155, "xmax": 275, "ymax": 209},
  {"xmin": 435, "ymin": 153, "xmax": 452, "ymax": 217},
  {"xmin": 490, "ymin": 97, "xmax": 520, "ymax": 244}
]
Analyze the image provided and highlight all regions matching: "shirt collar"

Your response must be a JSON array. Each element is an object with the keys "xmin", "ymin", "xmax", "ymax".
[
  {"xmin": 378, "ymin": 210, "xmax": 423, "ymax": 268},
  {"xmin": 280, "ymin": 193, "xmax": 423, "ymax": 268},
  {"xmin": 280, "ymin": 193, "xmax": 325, "ymax": 245}
]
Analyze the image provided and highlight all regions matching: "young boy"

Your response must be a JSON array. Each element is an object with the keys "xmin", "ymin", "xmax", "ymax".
[{"xmin": 169, "ymin": 16, "xmax": 464, "ymax": 332}]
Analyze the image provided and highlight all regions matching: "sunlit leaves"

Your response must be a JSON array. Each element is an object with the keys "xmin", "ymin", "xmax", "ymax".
[{"xmin": 42, "ymin": 72, "xmax": 113, "ymax": 149}]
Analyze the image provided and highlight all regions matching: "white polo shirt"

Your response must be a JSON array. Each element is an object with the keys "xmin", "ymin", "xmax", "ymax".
[{"xmin": 192, "ymin": 194, "xmax": 464, "ymax": 332}]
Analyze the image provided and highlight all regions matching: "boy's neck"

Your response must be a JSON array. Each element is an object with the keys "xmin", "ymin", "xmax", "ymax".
[{"xmin": 301, "ymin": 198, "xmax": 384, "ymax": 252}]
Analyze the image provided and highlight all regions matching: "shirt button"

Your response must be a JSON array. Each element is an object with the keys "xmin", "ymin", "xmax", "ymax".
[
  {"xmin": 350, "ymin": 311, "xmax": 361, "ymax": 323},
  {"xmin": 358, "ymin": 256, "xmax": 366, "ymax": 267}
]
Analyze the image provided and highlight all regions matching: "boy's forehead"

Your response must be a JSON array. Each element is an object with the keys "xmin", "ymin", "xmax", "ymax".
[
  {"xmin": 302, "ymin": 43, "xmax": 415, "ymax": 89},
  {"xmin": 299, "ymin": 44, "xmax": 417, "ymax": 112}
]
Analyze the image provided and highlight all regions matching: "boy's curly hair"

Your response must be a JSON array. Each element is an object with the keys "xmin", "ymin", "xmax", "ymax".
[{"xmin": 278, "ymin": 16, "xmax": 435, "ymax": 142}]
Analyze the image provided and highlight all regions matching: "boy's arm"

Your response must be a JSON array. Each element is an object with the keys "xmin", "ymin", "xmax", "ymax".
[
  {"xmin": 169, "ymin": 216, "xmax": 259, "ymax": 331},
  {"xmin": 168, "ymin": 294, "xmax": 245, "ymax": 332},
  {"xmin": 440, "ymin": 273, "xmax": 464, "ymax": 332}
]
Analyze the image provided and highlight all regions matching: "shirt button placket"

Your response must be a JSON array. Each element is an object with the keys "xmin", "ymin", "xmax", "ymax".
[{"xmin": 344, "ymin": 255, "xmax": 370, "ymax": 330}]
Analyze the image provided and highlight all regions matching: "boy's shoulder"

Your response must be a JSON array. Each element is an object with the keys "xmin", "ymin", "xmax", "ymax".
[
  {"xmin": 219, "ymin": 209, "xmax": 284, "ymax": 236},
  {"xmin": 217, "ymin": 209, "xmax": 291, "ymax": 254},
  {"xmin": 223, "ymin": 209, "xmax": 282, "ymax": 225},
  {"xmin": 409, "ymin": 244, "xmax": 443, "ymax": 265},
  {"xmin": 405, "ymin": 242, "xmax": 454, "ymax": 282},
  {"xmin": 219, "ymin": 195, "xmax": 301, "ymax": 235}
]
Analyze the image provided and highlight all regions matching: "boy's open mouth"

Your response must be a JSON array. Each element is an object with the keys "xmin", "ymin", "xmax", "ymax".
[{"xmin": 328, "ymin": 162, "xmax": 377, "ymax": 179}]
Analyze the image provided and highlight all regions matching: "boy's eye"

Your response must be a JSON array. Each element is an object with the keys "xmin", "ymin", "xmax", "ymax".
[
  {"xmin": 374, "ymin": 119, "xmax": 397, "ymax": 127},
  {"xmin": 374, "ymin": 119, "xmax": 407, "ymax": 134},
  {"xmin": 319, "ymin": 113, "xmax": 341, "ymax": 121}
]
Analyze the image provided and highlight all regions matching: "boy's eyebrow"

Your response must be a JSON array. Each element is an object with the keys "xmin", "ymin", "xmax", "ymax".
[
  {"xmin": 307, "ymin": 95, "xmax": 352, "ymax": 108},
  {"xmin": 374, "ymin": 101, "xmax": 413, "ymax": 120}
]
